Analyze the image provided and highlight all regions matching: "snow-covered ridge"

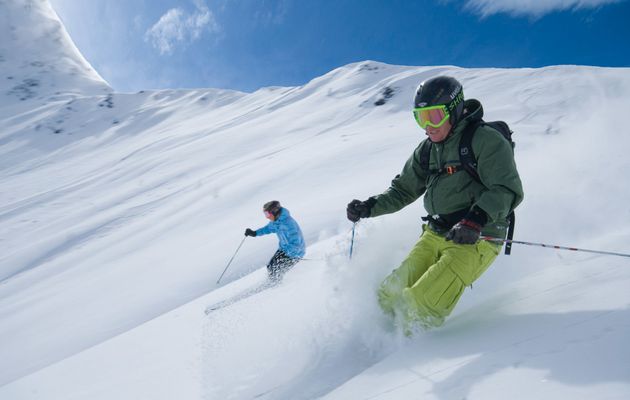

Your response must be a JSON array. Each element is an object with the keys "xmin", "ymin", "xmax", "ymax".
[
  {"xmin": 0, "ymin": 0, "xmax": 110, "ymax": 103},
  {"xmin": 1, "ymin": 1, "xmax": 629, "ymax": 399}
]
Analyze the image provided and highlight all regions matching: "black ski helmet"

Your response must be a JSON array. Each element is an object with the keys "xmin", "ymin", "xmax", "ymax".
[
  {"xmin": 263, "ymin": 200, "xmax": 282, "ymax": 217},
  {"xmin": 414, "ymin": 76, "xmax": 465, "ymax": 125}
]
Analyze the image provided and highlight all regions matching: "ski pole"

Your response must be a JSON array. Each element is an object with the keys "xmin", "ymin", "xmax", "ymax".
[
  {"xmin": 349, "ymin": 222, "xmax": 356, "ymax": 260},
  {"xmin": 482, "ymin": 237, "xmax": 630, "ymax": 259},
  {"xmin": 216, "ymin": 236, "xmax": 247, "ymax": 284}
]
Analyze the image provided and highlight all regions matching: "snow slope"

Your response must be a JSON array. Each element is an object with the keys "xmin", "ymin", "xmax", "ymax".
[{"xmin": 1, "ymin": 1, "xmax": 629, "ymax": 399}]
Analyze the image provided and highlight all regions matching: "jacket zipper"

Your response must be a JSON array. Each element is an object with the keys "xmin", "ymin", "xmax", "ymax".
[{"xmin": 429, "ymin": 143, "xmax": 444, "ymax": 213}]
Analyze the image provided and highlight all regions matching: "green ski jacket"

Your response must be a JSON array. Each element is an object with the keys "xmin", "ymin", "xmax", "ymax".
[{"xmin": 370, "ymin": 99, "xmax": 524, "ymax": 238}]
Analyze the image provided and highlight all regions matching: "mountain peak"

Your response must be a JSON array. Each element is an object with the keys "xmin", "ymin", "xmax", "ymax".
[{"xmin": 0, "ymin": 0, "xmax": 110, "ymax": 102}]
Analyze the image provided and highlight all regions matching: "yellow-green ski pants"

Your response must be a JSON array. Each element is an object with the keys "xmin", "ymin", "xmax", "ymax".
[{"xmin": 378, "ymin": 225, "xmax": 500, "ymax": 328}]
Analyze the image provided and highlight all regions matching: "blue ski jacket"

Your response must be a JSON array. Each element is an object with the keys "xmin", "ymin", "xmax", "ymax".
[{"xmin": 255, "ymin": 208, "xmax": 305, "ymax": 259}]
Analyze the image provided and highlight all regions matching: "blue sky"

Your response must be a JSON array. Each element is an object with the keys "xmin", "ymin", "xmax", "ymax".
[{"xmin": 49, "ymin": 0, "xmax": 630, "ymax": 93}]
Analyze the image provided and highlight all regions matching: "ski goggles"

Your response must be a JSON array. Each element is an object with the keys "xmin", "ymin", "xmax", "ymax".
[{"xmin": 412, "ymin": 105, "xmax": 450, "ymax": 129}]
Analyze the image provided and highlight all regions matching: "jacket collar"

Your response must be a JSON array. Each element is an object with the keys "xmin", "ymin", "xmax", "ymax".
[{"xmin": 444, "ymin": 98, "xmax": 484, "ymax": 144}]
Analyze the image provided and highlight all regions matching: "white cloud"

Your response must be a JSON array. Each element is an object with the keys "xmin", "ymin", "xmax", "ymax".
[
  {"xmin": 145, "ymin": 0, "xmax": 219, "ymax": 55},
  {"xmin": 463, "ymin": 0, "xmax": 624, "ymax": 18}
]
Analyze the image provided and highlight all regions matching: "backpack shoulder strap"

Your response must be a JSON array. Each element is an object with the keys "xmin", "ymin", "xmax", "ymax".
[
  {"xmin": 418, "ymin": 139, "xmax": 433, "ymax": 174},
  {"xmin": 459, "ymin": 119, "xmax": 482, "ymax": 183},
  {"xmin": 505, "ymin": 211, "xmax": 515, "ymax": 255}
]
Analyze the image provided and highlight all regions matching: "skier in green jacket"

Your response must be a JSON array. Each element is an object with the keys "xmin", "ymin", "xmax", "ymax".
[{"xmin": 347, "ymin": 76, "xmax": 524, "ymax": 333}]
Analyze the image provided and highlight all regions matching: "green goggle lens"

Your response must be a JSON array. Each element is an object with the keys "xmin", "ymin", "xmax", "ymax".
[{"xmin": 412, "ymin": 105, "xmax": 450, "ymax": 129}]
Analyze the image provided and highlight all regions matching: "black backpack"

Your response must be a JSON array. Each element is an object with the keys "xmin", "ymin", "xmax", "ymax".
[{"xmin": 419, "ymin": 119, "xmax": 516, "ymax": 255}]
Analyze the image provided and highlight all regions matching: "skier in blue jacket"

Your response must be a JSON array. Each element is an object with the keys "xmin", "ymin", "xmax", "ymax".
[{"xmin": 245, "ymin": 200, "xmax": 305, "ymax": 282}]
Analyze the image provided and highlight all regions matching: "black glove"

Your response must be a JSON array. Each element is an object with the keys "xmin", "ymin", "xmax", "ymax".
[
  {"xmin": 244, "ymin": 228, "xmax": 256, "ymax": 237},
  {"xmin": 445, "ymin": 220, "xmax": 481, "ymax": 244},
  {"xmin": 445, "ymin": 206, "xmax": 487, "ymax": 244},
  {"xmin": 346, "ymin": 198, "xmax": 376, "ymax": 222}
]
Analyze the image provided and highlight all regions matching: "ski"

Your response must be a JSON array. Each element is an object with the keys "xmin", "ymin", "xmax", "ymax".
[{"xmin": 204, "ymin": 280, "xmax": 276, "ymax": 315}]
